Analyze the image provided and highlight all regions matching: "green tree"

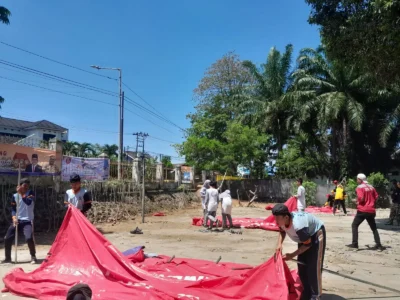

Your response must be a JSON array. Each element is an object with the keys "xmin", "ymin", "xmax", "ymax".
[
  {"xmin": 62, "ymin": 141, "xmax": 79, "ymax": 156},
  {"xmin": 102, "ymin": 144, "xmax": 119, "ymax": 160},
  {"xmin": 241, "ymin": 44, "xmax": 294, "ymax": 152},
  {"xmin": 0, "ymin": 6, "xmax": 11, "ymax": 25},
  {"xmin": 76, "ymin": 142, "xmax": 95, "ymax": 157},
  {"xmin": 161, "ymin": 155, "xmax": 173, "ymax": 168},
  {"xmin": 285, "ymin": 48, "xmax": 370, "ymax": 178},
  {"xmin": 0, "ymin": 6, "xmax": 11, "ymax": 107},
  {"xmin": 305, "ymin": 0, "xmax": 400, "ymax": 86}
]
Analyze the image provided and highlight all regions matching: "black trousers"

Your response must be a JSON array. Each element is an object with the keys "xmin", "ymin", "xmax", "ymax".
[
  {"xmin": 298, "ymin": 226, "xmax": 326, "ymax": 300},
  {"xmin": 352, "ymin": 211, "xmax": 381, "ymax": 246},
  {"xmin": 333, "ymin": 200, "xmax": 347, "ymax": 214},
  {"xmin": 4, "ymin": 221, "xmax": 36, "ymax": 260}
]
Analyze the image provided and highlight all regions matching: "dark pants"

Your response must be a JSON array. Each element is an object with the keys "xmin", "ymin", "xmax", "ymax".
[
  {"xmin": 352, "ymin": 211, "xmax": 381, "ymax": 246},
  {"xmin": 207, "ymin": 211, "xmax": 217, "ymax": 229},
  {"xmin": 298, "ymin": 226, "xmax": 326, "ymax": 300},
  {"xmin": 388, "ymin": 203, "xmax": 400, "ymax": 224},
  {"xmin": 4, "ymin": 221, "xmax": 36, "ymax": 260},
  {"xmin": 222, "ymin": 213, "xmax": 233, "ymax": 228},
  {"xmin": 333, "ymin": 200, "xmax": 347, "ymax": 214}
]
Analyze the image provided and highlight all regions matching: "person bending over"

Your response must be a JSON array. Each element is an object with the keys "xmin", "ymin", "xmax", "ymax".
[{"xmin": 273, "ymin": 204, "xmax": 326, "ymax": 300}]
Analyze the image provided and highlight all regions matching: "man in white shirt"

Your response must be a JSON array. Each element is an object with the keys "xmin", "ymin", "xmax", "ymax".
[
  {"xmin": 200, "ymin": 177, "xmax": 211, "ymax": 227},
  {"xmin": 64, "ymin": 174, "xmax": 92, "ymax": 215},
  {"xmin": 295, "ymin": 178, "xmax": 306, "ymax": 211},
  {"xmin": 204, "ymin": 181, "xmax": 220, "ymax": 230}
]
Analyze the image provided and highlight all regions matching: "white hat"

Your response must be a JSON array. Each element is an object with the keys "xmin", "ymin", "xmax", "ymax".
[{"xmin": 357, "ymin": 173, "xmax": 367, "ymax": 182}]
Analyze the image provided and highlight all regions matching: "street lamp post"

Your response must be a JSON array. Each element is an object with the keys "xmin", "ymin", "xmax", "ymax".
[{"xmin": 91, "ymin": 65, "xmax": 123, "ymax": 180}]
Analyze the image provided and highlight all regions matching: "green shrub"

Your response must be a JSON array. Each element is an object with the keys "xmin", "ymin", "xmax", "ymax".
[
  {"xmin": 367, "ymin": 172, "xmax": 389, "ymax": 188},
  {"xmin": 292, "ymin": 181, "xmax": 317, "ymax": 206}
]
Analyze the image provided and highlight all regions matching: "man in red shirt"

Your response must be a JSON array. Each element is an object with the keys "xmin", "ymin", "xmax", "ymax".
[{"xmin": 346, "ymin": 174, "xmax": 384, "ymax": 251}]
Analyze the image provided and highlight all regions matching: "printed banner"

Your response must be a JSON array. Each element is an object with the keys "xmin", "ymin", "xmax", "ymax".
[
  {"xmin": 181, "ymin": 166, "xmax": 192, "ymax": 183},
  {"xmin": 62, "ymin": 156, "xmax": 110, "ymax": 182},
  {"xmin": 0, "ymin": 143, "xmax": 61, "ymax": 176}
]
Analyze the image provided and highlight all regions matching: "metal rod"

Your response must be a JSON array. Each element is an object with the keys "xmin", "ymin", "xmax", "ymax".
[
  {"xmin": 291, "ymin": 259, "xmax": 400, "ymax": 295},
  {"xmin": 118, "ymin": 71, "xmax": 123, "ymax": 180},
  {"xmin": 167, "ymin": 255, "xmax": 175, "ymax": 263},
  {"xmin": 215, "ymin": 256, "xmax": 222, "ymax": 264},
  {"xmin": 14, "ymin": 162, "xmax": 21, "ymax": 263}
]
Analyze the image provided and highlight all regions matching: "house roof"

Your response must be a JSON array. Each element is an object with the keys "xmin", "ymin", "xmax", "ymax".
[{"xmin": 0, "ymin": 117, "xmax": 67, "ymax": 131}]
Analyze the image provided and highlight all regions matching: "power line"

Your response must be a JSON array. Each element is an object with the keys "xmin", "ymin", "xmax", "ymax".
[
  {"xmin": 148, "ymin": 136, "xmax": 179, "ymax": 144},
  {"xmin": 122, "ymin": 82, "xmax": 169, "ymax": 119},
  {"xmin": 0, "ymin": 76, "xmax": 117, "ymax": 107},
  {"xmin": 0, "ymin": 59, "xmax": 119, "ymax": 97},
  {"xmin": 0, "ymin": 40, "xmax": 117, "ymax": 80},
  {"xmin": 124, "ymin": 106, "xmax": 176, "ymax": 134},
  {"xmin": 0, "ymin": 59, "xmax": 186, "ymax": 132},
  {"xmin": 124, "ymin": 96, "xmax": 185, "ymax": 131}
]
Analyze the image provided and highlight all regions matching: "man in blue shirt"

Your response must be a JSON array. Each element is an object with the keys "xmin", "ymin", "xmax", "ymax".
[
  {"xmin": 273, "ymin": 203, "xmax": 326, "ymax": 300},
  {"xmin": 1, "ymin": 178, "xmax": 37, "ymax": 264}
]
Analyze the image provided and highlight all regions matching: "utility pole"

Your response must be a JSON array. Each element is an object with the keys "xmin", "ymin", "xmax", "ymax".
[
  {"xmin": 91, "ymin": 65, "xmax": 123, "ymax": 180},
  {"xmin": 133, "ymin": 132, "xmax": 149, "ymax": 223}
]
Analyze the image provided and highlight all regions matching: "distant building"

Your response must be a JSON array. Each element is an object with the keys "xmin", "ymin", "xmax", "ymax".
[{"xmin": 0, "ymin": 117, "xmax": 68, "ymax": 146}]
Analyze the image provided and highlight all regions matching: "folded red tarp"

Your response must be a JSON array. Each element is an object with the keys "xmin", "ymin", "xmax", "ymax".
[
  {"xmin": 192, "ymin": 197, "xmax": 298, "ymax": 231},
  {"xmin": 153, "ymin": 212, "xmax": 166, "ymax": 216},
  {"xmin": 3, "ymin": 205, "xmax": 301, "ymax": 300}
]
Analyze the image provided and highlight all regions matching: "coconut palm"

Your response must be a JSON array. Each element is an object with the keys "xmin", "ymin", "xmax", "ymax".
[
  {"xmin": 76, "ymin": 142, "xmax": 96, "ymax": 158},
  {"xmin": 241, "ymin": 44, "xmax": 294, "ymax": 152},
  {"xmin": 62, "ymin": 141, "xmax": 79, "ymax": 156},
  {"xmin": 285, "ymin": 48, "xmax": 370, "ymax": 177},
  {"xmin": 0, "ymin": 6, "xmax": 11, "ymax": 25},
  {"xmin": 102, "ymin": 144, "xmax": 118, "ymax": 159}
]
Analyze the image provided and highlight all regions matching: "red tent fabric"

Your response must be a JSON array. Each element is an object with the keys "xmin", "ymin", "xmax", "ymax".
[
  {"xmin": 192, "ymin": 197, "xmax": 298, "ymax": 231},
  {"xmin": 153, "ymin": 212, "xmax": 166, "ymax": 216},
  {"xmin": 3, "ymin": 205, "xmax": 301, "ymax": 300}
]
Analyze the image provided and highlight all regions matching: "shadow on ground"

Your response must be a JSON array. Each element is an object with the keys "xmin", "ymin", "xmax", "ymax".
[
  {"xmin": 323, "ymin": 294, "xmax": 346, "ymax": 299},
  {"xmin": 375, "ymin": 218, "xmax": 400, "ymax": 232},
  {"xmin": 0, "ymin": 230, "xmax": 58, "ymax": 249}
]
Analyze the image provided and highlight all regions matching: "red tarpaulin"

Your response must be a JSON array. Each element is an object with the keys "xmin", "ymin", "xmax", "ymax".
[
  {"xmin": 3, "ymin": 205, "xmax": 301, "ymax": 300},
  {"xmin": 192, "ymin": 197, "xmax": 298, "ymax": 231}
]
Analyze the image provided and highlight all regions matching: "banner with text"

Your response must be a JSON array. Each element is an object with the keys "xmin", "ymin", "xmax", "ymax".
[
  {"xmin": 181, "ymin": 166, "xmax": 192, "ymax": 183},
  {"xmin": 62, "ymin": 156, "xmax": 110, "ymax": 182},
  {"xmin": 0, "ymin": 143, "xmax": 61, "ymax": 176}
]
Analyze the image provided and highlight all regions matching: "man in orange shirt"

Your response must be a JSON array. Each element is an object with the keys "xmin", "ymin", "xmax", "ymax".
[{"xmin": 346, "ymin": 174, "xmax": 384, "ymax": 251}]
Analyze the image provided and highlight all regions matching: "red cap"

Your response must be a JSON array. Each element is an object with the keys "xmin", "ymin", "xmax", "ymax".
[{"xmin": 333, "ymin": 180, "xmax": 338, "ymax": 184}]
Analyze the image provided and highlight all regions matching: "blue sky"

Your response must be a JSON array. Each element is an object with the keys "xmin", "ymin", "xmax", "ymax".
[{"xmin": 1, "ymin": 0, "xmax": 320, "ymax": 162}]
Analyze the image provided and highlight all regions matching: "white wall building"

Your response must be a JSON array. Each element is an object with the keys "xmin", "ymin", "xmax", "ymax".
[{"xmin": 0, "ymin": 117, "xmax": 68, "ymax": 147}]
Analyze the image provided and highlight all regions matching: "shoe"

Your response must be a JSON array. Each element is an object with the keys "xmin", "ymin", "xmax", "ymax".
[
  {"xmin": 30, "ymin": 256, "xmax": 37, "ymax": 264},
  {"xmin": 130, "ymin": 227, "xmax": 143, "ymax": 234},
  {"xmin": 0, "ymin": 258, "xmax": 12, "ymax": 264},
  {"xmin": 346, "ymin": 243, "xmax": 359, "ymax": 249},
  {"xmin": 369, "ymin": 244, "xmax": 385, "ymax": 252}
]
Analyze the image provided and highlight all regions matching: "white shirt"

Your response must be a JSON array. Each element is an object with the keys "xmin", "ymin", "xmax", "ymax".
[
  {"xmin": 65, "ymin": 188, "xmax": 89, "ymax": 210},
  {"xmin": 205, "ymin": 188, "xmax": 219, "ymax": 212},
  {"xmin": 297, "ymin": 185, "xmax": 306, "ymax": 210}
]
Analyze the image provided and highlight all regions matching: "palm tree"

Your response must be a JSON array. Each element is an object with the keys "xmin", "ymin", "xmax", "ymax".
[
  {"xmin": 102, "ymin": 144, "xmax": 118, "ymax": 159},
  {"xmin": 241, "ymin": 44, "xmax": 294, "ymax": 152},
  {"xmin": 62, "ymin": 141, "xmax": 79, "ymax": 156},
  {"xmin": 0, "ymin": 6, "xmax": 11, "ymax": 25},
  {"xmin": 285, "ymin": 48, "xmax": 370, "ymax": 177},
  {"xmin": 77, "ymin": 142, "xmax": 95, "ymax": 157}
]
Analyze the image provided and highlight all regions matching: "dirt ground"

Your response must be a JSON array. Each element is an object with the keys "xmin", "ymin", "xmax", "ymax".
[{"xmin": 1, "ymin": 199, "xmax": 400, "ymax": 300}]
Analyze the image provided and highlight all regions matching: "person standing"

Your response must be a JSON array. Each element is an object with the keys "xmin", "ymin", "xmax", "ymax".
[
  {"xmin": 204, "ymin": 181, "xmax": 220, "ymax": 230},
  {"xmin": 273, "ymin": 204, "xmax": 326, "ymax": 300},
  {"xmin": 219, "ymin": 189, "xmax": 233, "ymax": 230},
  {"xmin": 346, "ymin": 173, "xmax": 384, "ymax": 251},
  {"xmin": 333, "ymin": 184, "xmax": 347, "ymax": 216},
  {"xmin": 64, "ymin": 174, "xmax": 92, "ymax": 215},
  {"xmin": 200, "ymin": 177, "xmax": 211, "ymax": 227},
  {"xmin": 2, "ymin": 178, "xmax": 37, "ymax": 264},
  {"xmin": 385, "ymin": 179, "xmax": 400, "ymax": 225},
  {"xmin": 294, "ymin": 178, "xmax": 306, "ymax": 211}
]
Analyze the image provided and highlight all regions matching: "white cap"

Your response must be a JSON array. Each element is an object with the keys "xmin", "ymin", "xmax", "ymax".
[{"xmin": 357, "ymin": 173, "xmax": 367, "ymax": 182}]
